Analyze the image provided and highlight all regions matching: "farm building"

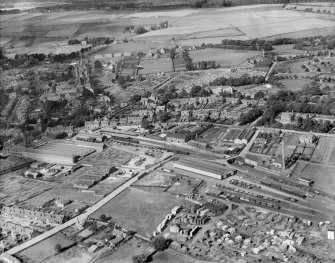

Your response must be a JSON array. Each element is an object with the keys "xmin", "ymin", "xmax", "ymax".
[{"xmin": 173, "ymin": 158, "xmax": 235, "ymax": 180}]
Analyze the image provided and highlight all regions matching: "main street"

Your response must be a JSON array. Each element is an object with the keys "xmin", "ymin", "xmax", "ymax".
[{"xmin": 2, "ymin": 155, "xmax": 174, "ymax": 257}]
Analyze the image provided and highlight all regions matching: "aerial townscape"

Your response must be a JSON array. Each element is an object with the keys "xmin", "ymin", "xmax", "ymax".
[{"xmin": 0, "ymin": 0, "xmax": 335, "ymax": 263}]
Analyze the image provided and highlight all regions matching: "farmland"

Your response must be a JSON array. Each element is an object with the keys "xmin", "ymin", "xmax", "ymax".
[
  {"xmin": 90, "ymin": 187, "xmax": 182, "ymax": 237},
  {"xmin": 133, "ymin": 5, "xmax": 335, "ymax": 43},
  {"xmin": 2, "ymin": 4, "xmax": 334, "ymax": 56},
  {"xmin": 189, "ymin": 48, "xmax": 259, "ymax": 67}
]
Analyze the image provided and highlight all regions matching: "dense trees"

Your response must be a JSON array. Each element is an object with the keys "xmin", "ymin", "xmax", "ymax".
[
  {"xmin": 210, "ymin": 74, "xmax": 265, "ymax": 87},
  {"xmin": 239, "ymin": 107, "xmax": 263, "ymax": 125},
  {"xmin": 152, "ymin": 236, "xmax": 169, "ymax": 251}
]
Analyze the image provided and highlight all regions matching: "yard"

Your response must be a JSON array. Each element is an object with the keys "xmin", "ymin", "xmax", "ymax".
[{"xmin": 90, "ymin": 187, "xmax": 182, "ymax": 238}]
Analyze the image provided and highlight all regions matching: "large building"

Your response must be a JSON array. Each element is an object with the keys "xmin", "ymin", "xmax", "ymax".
[
  {"xmin": 8, "ymin": 142, "xmax": 96, "ymax": 165},
  {"xmin": 173, "ymin": 158, "xmax": 236, "ymax": 180}
]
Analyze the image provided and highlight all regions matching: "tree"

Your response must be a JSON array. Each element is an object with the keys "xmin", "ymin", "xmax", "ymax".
[
  {"xmin": 129, "ymin": 94, "xmax": 141, "ymax": 104},
  {"xmin": 99, "ymin": 214, "xmax": 108, "ymax": 222},
  {"xmin": 55, "ymin": 132, "xmax": 67, "ymax": 139},
  {"xmin": 152, "ymin": 236, "xmax": 169, "ymax": 251},
  {"xmin": 117, "ymin": 76, "xmax": 126, "ymax": 87},
  {"xmin": 141, "ymin": 118, "xmax": 151, "ymax": 129},
  {"xmin": 54, "ymin": 244, "xmax": 62, "ymax": 253},
  {"xmin": 135, "ymin": 26, "xmax": 147, "ymax": 35},
  {"xmin": 94, "ymin": 60, "xmax": 103, "ymax": 70},
  {"xmin": 132, "ymin": 254, "xmax": 149, "ymax": 263}
]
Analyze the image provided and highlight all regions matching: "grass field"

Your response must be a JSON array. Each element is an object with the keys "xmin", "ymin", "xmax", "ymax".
[
  {"xmin": 311, "ymin": 137, "xmax": 335, "ymax": 165},
  {"xmin": 90, "ymin": 187, "xmax": 182, "ymax": 237},
  {"xmin": 139, "ymin": 57, "xmax": 174, "ymax": 74},
  {"xmin": 18, "ymin": 232, "xmax": 75, "ymax": 262},
  {"xmin": 189, "ymin": 48, "xmax": 258, "ymax": 66},
  {"xmin": 292, "ymin": 161, "xmax": 335, "ymax": 194},
  {"xmin": 279, "ymin": 79, "xmax": 315, "ymax": 91}
]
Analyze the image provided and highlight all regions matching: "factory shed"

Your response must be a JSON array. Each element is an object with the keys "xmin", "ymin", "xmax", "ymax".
[{"xmin": 173, "ymin": 158, "xmax": 234, "ymax": 180}]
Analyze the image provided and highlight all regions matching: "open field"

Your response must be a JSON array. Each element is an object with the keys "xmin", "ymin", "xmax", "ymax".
[
  {"xmin": 279, "ymin": 79, "xmax": 315, "ymax": 91},
  {"xmin": 90, "ymin": 187, "xmax": 182, "ymax": 237},
  {"xmin": 292, "ymin": 161, "xmax": 335, "ymax": 194},
  {"xmin": 18, "ymin": 232, "xmax": 75, "ymax": 263},
  {"xmin": 311, "ymin": 137, "xmax": 335, "ymax": 165},
  {"xmin": 24, "ymin": 185, "xmax": 102, "ymax": 207},
  {"xmin": 0, "ymin": 172, "xmax": 53, "ymax": 205},
  {"xmin": 262, "ymin": 26, "xmax": 335, "ymax": 40},
  {"xmin": 273, "ymin": 44, "xmax": 309, "ymax": 55},
  {"xmin": 43, "ymin": 246, "xmax": 92, "ymax": 263},
  {"xmin": 134, "ymin": 6, "xmax": 334, "ymax": 40},
  {"xmin": 189, "ymin": 48, "xmax": 258, "ymax": 66},
  {"xmin": 134, "ymin": 170, "xmax": 174, "ymax": 187},
  {"xmin": 139, "ymin": 57, "xmax": 174, "ymax": 74},
  {"xmin": 2, "ymin": 5, "xmax": 334, "ymax": 55},
  {"xmin": 94, "ymin": 238, "xmax": 154, "ymax": 263},
  {"xmin": 122, "ymin": 9, "xmax": 200, "ymax": 18}
]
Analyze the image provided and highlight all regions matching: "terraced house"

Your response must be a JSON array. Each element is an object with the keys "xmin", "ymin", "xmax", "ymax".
[{"xmin": 1, "ymin": 206, "xmax": 67, "ymax": 225}]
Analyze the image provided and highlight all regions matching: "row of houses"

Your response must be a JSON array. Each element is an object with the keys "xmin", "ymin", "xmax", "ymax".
[
  {"xmin": 155, "ymin": 206, "xmax": 182, "ymax": 236},
  {"xmin": 0, "ymin": 221, "xmax": 40, "ymax": 239},
  {"xmin": 1, "ymin": 206, "xmax": 67, "ymax": 225}
]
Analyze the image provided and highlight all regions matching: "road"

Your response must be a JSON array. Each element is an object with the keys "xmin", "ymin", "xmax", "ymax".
[
  {"xmin": 2, "ymin": 156, "xmax": 174, "ymax": 256},
  {"xmin": 265, "ymin": 62, "xmax": 277, "ymax": 82}
]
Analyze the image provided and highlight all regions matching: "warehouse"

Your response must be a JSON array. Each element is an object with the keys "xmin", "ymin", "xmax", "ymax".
[
  {"xmin": 9, "ymin": 141, "xmax": 96, "ymax": 165},
  {"xmin": 173, "ymin": 158, "xmax": 235, "ymax": 180}
]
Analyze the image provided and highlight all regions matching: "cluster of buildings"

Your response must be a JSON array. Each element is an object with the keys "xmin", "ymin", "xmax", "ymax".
[
  {"xmin": 73, "ymin": 165, "xmax": 115, "ymax": 189},
  {"xmin": 0, "ymin": 93, "xmax": 16, "ymax": 123},
  {"xmin": 1, "ymin": 206, "xmax": 67, "ymax": 225},
  {"xmin": 280, "ymin": 111, "xmax": 335, "ymax": 125},
  {"xmin": 0, "ymin": 221, "xmax": 41, "ymax": 240},
  {"xmin": 154, "ymin": 206, "xmax": 182, "ymax": 236}
]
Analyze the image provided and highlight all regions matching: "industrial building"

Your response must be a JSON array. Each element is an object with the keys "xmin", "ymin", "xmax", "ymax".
[
  {"xmin": 173, "ymin": 158, "xmax": 236, "ymax": 180},
  {"xmin": 8, "ymin": 142, "xmax": 96, "ymax": 165}
]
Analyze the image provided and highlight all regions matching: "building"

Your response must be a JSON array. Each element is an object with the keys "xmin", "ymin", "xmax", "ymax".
[
  {"xmin": 234, "ymin": 129, "xmax": 255, "ymax": 145},
  {"xmin": 173, "ymin": 158, "xmax": 235, "ymax": 180},
  {"xmin": 244, "ymin": 154, "xmax": 259, "ymax": 167},
  {"xmin": 0, "ymin": 221, "xmax": 40, "ymax": 239},
  {"xmin": 1, "ymin": 206, "xmax": 66, "ymax": 225},
  {"xmin": 280, "ymin": 112, "xmax": 294, "ymax": 124},
  {"xmin": 328, "ymin": 230, "xmax": 335, "ymax": 240},
  {"xmin": 299, "ymin": 133, "xmax": 316, "ymax": 145},
  {"xmin": 166, "ymin": 133, "xmax": 191, "ymax": 144}
]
